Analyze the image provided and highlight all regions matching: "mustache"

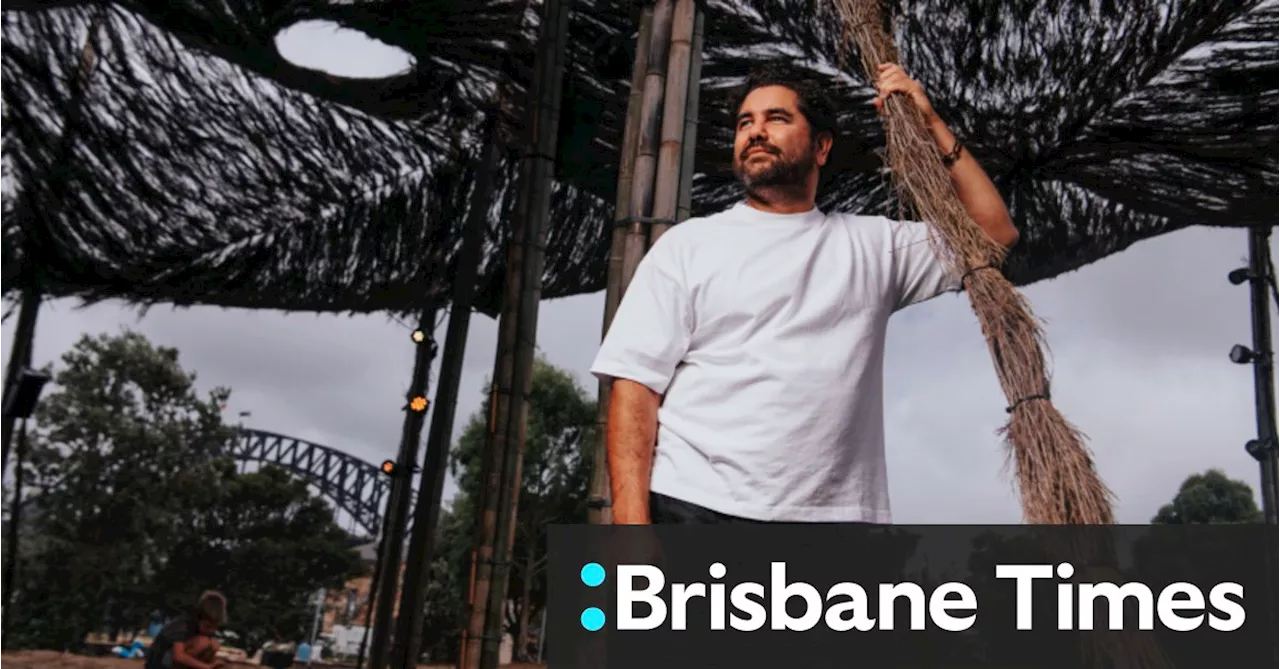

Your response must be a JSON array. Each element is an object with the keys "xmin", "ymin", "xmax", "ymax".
[{"xmin": 739, "ymin": 141, "xmax": 779, "ymax": 160}]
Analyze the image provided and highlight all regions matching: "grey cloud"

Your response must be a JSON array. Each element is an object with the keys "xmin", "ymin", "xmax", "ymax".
[{"xmin": 3, "ymin": 225, "xmax": 1274, "ymax": 527}]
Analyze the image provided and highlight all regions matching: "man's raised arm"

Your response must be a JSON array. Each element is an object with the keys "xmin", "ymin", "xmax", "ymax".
[{"xmin": 874, "ymin": 63, "xmax": 1018, "ymax": 249}]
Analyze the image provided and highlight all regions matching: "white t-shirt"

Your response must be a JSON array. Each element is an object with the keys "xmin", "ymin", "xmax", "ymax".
[{"xmin": 589, "ymin": 201, "xmax": 962, "ymax": 523}]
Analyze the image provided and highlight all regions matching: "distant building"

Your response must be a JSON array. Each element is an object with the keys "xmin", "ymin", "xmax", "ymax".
[{"xmin": 319, "ymin": 540, "xmax": 511, "ymax": 663}]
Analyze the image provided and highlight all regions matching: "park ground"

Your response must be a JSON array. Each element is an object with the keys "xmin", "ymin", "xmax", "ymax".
[{"xmin": 1, "ymin": 652, "xmax": 547, "ymax": 669}]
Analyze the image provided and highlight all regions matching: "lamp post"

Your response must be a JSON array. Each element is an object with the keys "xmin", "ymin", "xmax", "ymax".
[
  {"xmin": 2, "ymin": 369, "xmax": 51, "ymax": 638},
  {"xmin": 1226, "ymin": 224, "xmax": 1278, "ymax": 525}
]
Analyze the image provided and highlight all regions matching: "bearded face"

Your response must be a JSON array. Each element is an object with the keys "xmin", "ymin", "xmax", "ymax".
[
  {"xmin": 732, "ymin": 136, "xmax": 818, "ymax": 192},
  {"xmin": 731, "ymin": 85, "xmax": 827, "ymax": 197}
]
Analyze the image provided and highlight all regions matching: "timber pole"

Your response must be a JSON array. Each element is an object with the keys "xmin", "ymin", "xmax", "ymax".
[
  {"xmin": 469, "ymin": 0, "xmax": 574, "ymax": 666},
  {"xmin": 365, "ymin": 304, "xmax": 440, "ymax": 669},
  {"xmin": 648, "ymin": 0, "xmax": 697, "ymax": 244},
  {"xmin": 355, "ymin": 496, "xmax": 393, "ymax": 669},
  {"xmin": 389, "ymin": 118, "xmax": 501, "ymax": 669},
  {"xmin": 2, "ymin": 419, "xmax": 30, "ymax": 639},
  {"xmin": 587, "ymin": 4, "xmax": 655, "ymax": 525},
  {"xmin": 586, "ymin": 0, "xmax": 703, "ymax": 525},
  {"xmin": 1, "ymin": 292, "xmax": 40, "ymax": 469}
]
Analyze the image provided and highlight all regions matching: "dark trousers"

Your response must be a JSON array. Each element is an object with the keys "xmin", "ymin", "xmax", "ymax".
[
  {"xmin": 649, "ymin": 492, "xmax": 775, "ymax": 524},
  {"xmin": 649, "ymin": 492, "xmax": 876, "ymax": 526}
]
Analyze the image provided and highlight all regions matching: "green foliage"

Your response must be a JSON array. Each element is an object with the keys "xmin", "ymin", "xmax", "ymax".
[
  {"xmin": 153, "ymin": 463, "xmax": 366, "ymax": 653},
  {"xmin": 1151, "ymin": 468, "xmax": 1263, "ymax": 524},
  {"xmin": 420, "ymin": 355, "xmax": 596, "ymax": 662},
  {"xmin": 4, "ymin": 330, "xmax": 364, "ymax": 654}
]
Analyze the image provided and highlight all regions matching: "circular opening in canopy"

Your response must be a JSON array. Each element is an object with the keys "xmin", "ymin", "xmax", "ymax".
[{"xmin": 275, "ymin": 20, "xmax": 415, "ymax": 79}]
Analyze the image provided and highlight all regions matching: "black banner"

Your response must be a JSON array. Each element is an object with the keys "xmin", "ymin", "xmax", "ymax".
[{"xmin": 547, "ymin": 524, "xmax": 1278, "ymax": 669}]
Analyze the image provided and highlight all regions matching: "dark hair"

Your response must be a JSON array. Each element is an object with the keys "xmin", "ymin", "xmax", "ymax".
[
  {"xmin": 196, "ymin": 590, "xmax": 227, "ymax": 626},
  {"xmin": 732, "ymin": 64, "xmax": 838, "ymax": 140}
]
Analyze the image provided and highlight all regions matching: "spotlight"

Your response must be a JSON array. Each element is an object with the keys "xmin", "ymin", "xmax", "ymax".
[
  {"xmin": 411, "ymin": 329, "xmax": 426, "ymax": 344},
  {"xmin": 2, "ymin": 370, "xmax": 51, "ymax": 420},
  {"xmin": 1227, "ymin": 267, "xmax": 1253, "ymax": 285},
  {"xmin": 1245, "ymin": 437, "xmax": 1276, "ymax": 462},
  {"xmin": 409, "ymin": 396, "xmax": 430, "ymax": 412},
  {"xmin": 381, "ymin": 459, "xmax": 396, "ymax": 476},
  {"xmin": 1229, "ymin": 344, "xmax": 1257, "ymax": 365}
]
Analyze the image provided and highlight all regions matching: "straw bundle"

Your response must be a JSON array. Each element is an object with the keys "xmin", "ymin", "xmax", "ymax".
[
  {"xmin": 830, "ymin": 6, "xmax": 1171, "ymax": 662},
  {"xmin": 830, "ymin": 0, "xmax": 1114, "ymax": 526}
]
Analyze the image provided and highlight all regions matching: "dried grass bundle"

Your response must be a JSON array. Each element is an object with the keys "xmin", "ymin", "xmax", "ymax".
[
  {"xmin": 828, "ymin": 6, "xmax": 1174, "ymax": 662},
  {"xmin": 830, "ymin": 0, "xmax": 1114, "ymax": 526}
]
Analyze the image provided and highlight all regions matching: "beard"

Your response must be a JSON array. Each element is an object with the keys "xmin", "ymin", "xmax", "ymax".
[{"xmin": 732, "ymin": 142, "xmax": 816, "ymax": 198}]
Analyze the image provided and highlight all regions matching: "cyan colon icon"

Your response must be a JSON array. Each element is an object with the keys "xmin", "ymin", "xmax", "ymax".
[{"xmin": 580, "ymin": 562, "xmax": 606, "ymax": 631}]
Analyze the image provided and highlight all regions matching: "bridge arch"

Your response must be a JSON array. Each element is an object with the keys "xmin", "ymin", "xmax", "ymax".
[{"xmin": 221, "ymin": 428, "xmax": 416, "ymax": 538}]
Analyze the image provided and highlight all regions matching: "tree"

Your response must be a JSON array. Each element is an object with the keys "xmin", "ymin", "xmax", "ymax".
[
  {"xmin": 153, "ymin": 463, "xmax": 366, "ymax": 655},
  {"xmin": 5, "ymin": 329, "xmax": 364, "ymax": 654},
  {"xmin": 1152, "ymin": 469, "xmax": 1263, "ymax": 524},
  {"xmin": 415, "ymin": 504, "xmax": 469, "ymax": 662},
  {"xmin": 428, "ymin": 356, "xmax": 596, "ymax": 662},
  {"xmin": 7, "ymin": 330, "xmax": 235, "ymax": 650}
]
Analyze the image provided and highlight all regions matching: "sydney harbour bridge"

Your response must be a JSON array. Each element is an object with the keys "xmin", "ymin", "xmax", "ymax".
[{"xmin": 220, "ymin": 427, "xmax": 410, "ymax": 540}]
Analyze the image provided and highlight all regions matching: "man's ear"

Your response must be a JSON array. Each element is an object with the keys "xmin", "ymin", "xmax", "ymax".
[{"xmin": 815, "ymin": 131, "xmax": 834, "ymax": 167}]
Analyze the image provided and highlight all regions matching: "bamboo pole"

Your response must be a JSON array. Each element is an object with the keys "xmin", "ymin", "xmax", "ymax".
[
  {"xmin": 365, "ymin": 304, "xmax": 440, "ymax": 669},
  {"xmin": 479, "ymin": 0, "xmax": 572, "ymax": 658},
  {"xmin": 466, "ymin": 0, "xmax": 574, "ymax": 666},
  {"xmin": 389, "ymin": 116, "xmax": 501, "ymax": 669},
  {"xmin": 587, "ymin": 4, "xmax": 655, "ymax": 526},
  {"xmin": 461, "ymin": 212, "xmax": 514, "ymax": 669},
  {"xmin": 1, "ymin": 290, "xmax": 41, "ymax": 469},
  {"xmin": 675, "ymin": 8, "xmax": 704, "ymax": 226},
  {"xmin": 2, "ymin": 419, "xmax": 30, "ymax": 638},
  {"xmin": 620, "ymin": 0, "xmax": 675, "ymax": 291},
  {"xmin": 354, "ymin": 501, "xmax": 392, "ymax": 669},
  {"xmin": 460, "ymin": 302, "xmax": 507, "ymax": 669},
  {"xmin": 648, "ymin": 0, "xmax": 695, "ymax": 243}
]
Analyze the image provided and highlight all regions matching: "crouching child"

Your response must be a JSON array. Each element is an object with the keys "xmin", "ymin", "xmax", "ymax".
[{"xmin": 146, "ymin": 591, "xmax": 228, "ymax": 669}]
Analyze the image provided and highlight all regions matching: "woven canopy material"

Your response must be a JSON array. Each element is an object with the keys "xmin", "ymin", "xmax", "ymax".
[{"xmin": 2, "ymin": 0, "xmax": 1275, "ymax": 318}]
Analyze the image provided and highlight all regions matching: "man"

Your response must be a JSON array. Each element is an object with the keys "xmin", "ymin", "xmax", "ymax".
[
  {"xmin": 146, "ymin": 591, "xmax": 228, "ymax": 669},
  {"xmin": 590, "ymin": 63, "xmax": 1018, "ymax": 525}
]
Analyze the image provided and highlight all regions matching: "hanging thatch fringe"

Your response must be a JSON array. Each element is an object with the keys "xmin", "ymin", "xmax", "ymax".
[{"xmin": 830, "ymin": 0, "xmax": 1114, "ymax": 526}]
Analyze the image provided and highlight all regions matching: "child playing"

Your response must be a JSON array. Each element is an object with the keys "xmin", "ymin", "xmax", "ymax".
[{"xmin": 146, "ymin": 591, "xmax": 228, "ymax": 669}]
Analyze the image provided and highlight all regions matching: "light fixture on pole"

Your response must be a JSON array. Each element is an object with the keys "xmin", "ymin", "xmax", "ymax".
[
  {"xmin": 1226, "ymin": 224, "xmax": 1278, "ymax": 526},
  {"xmin": 3, "ymin": 369, "xmax": 51, "ymax": 636},
  {"xmin": 2, "ymin": 369, "xmax": 50, "ymax": 424}
]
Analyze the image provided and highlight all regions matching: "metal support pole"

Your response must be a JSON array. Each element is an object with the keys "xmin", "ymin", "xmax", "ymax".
[
  {"xmin": 308, "ymin": 589, "xmax": 325, "ymax": 665},
  {"xmin": 2, "ymin": 293, "xmax": 40, "ymax": 469},
  {"xmin": 1244, "ymin": 224, "xmax": 1278, "ymax": 524},
  {"xmin": 389, "ymin": 123, "xmax": 499, "ymax": 669},
  {"xmin": 355, "ymin": 498, "xmax": 394, "ymax": 669},
  {"xmin": 2, "ymin": 419, "xmax": 30, "ymax": 640},
  {"xmin": 365, "ymin": 307, "xmax": 440, "ymax": 669}
]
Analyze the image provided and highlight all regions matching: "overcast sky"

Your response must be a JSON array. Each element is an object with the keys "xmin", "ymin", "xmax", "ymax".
[{"xmin": 3, "ymin": 21, "xmax": 1276, "ymax": 530}]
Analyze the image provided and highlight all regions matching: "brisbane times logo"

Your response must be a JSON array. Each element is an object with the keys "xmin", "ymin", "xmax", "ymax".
[{"xmin": 574, "ymin": 561, "xmax": 1249, "ymax": 634}]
